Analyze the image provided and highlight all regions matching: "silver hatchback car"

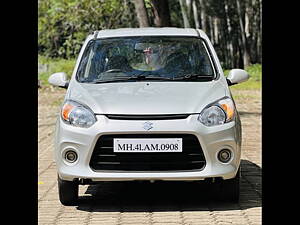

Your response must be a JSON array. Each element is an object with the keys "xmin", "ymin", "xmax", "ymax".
[{"xmin": 48, "ymin": 28, "xmax": 249, "ymax": 205}]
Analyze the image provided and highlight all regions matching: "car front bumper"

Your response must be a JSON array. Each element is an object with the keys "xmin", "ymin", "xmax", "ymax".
[{"xmin": 54, "ymin": 114, "xmax": 241, "ymax": 182}]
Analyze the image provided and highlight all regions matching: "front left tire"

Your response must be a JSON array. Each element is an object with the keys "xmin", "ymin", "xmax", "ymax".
[{"xmin": 212, "ymin": 167, "xmax": 240, "ymax": 202}]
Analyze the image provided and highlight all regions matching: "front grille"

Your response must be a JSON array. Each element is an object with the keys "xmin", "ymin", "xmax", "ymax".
[
  {"xmin": 104, "ymin": 114, "xmax": 190, "ymax": 120},
  {"xmin": 89, "ymin": 134, "xmax": 206, "ymax": 171}
]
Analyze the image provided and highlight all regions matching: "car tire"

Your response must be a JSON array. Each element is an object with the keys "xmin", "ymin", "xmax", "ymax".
[
  {"xmin": 58, "ymin": 175, "xmax": 78, "ymax": 206},
  {"xmin": 212, "ymin": 167, "xmax": 240, "ymax": 202}
]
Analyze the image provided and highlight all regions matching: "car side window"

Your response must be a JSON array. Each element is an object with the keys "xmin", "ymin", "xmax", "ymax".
[
  {"xmin": 198, "ymin": 42, "xmax": 214, "ymax": 75},
  {"xmin": 76, "ymin": 41, "xmax": 94, "ymax": 81}
]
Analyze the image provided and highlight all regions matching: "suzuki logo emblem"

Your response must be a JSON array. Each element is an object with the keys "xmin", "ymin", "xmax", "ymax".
[{"xmin": 143, "ymin": 122, "xmax": 153, "ymax": 131}]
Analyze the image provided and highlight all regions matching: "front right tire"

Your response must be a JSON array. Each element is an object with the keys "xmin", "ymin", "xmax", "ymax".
[{"xmin": 58, "ymin": 175, "xmax": 78, "ymax": 206}]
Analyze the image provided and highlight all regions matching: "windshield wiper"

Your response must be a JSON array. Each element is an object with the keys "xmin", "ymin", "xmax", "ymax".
[
  {"xmin": 174, "ymin": 74, "xmax": 213, "ymax": 81},
  {"xmin": 87, "ymin": 74, "xmax": 212, "ymax": 84},
  {"xmin": 89, "ymin": 75, "xmax": 172, "ymax": 84},
  {"xmin": 127, "ymin": 74, "xmax": 172, "ymax": 81},
  {"xmin": 90, "ymin": 78, "xmax": 130, "ymax": 84}
]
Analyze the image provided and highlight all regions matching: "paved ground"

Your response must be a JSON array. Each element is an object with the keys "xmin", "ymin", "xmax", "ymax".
[{"xmin": 38, "ymin": 87, "xmax": 261, "ymax": 225}]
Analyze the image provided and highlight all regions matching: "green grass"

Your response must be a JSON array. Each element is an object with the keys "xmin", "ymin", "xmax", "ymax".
[
  {"xmin": 224, "ymin": 64, "xmax": 262, "ymax": 90},
  {"xmin": 38, "ymin": 55, "xmax": 76, "ymax": 87}
]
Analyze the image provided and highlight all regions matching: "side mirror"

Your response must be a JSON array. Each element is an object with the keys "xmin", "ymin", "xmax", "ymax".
[
  {"xmin": 48, "ymin": 72, "xmax": 69, "ymax": 89},
  {"xmin": 226, "ymin": 69, "xmax": 249, "ymax": 86}
]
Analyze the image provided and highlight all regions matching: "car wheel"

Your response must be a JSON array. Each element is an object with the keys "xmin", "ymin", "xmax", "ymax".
[
  {"xmin": 58, "ymin": 175, "xmax": 78, "ymax": 206},
  {"xmin": 212, "ymin": 167, "xmax": 240, "ymax": 202}
]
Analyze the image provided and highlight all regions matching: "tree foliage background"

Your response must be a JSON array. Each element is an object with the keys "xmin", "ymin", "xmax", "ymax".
[{"xmin": 38, "ymin": 0, "xmax": 261, "ymax": 69}]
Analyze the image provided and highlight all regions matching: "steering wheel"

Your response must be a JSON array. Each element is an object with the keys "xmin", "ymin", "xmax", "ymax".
[{"xmin": 104, "ymin": 69, "xmax": 122, "ymax": 73}]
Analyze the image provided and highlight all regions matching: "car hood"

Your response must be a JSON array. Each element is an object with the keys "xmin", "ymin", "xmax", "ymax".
[{"xmin": 66, "ymin": 81, "xmax": 227, "ymax": 115}]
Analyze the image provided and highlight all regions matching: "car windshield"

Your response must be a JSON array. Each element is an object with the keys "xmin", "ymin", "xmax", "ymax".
[{"xmin": 76, "ymin": 36, "xmax": 215, "ymax": 83}]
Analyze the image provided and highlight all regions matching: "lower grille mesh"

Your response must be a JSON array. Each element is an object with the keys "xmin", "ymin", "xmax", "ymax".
[{"xmin": 89, "ymin": 134, "xmax": 206, "ymax": 171}]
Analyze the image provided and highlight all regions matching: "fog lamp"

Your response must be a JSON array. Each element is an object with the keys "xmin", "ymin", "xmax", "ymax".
[
  {"xmin": 218, "ymin": 149, "xmax": 232, "ymax": 163},
  {"xmin": 65, "ymin": 151, "xmax": 78, "ymax": 163}
]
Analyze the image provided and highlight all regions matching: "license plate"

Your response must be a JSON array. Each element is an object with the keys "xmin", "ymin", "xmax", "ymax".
[{"xmin": 113, "ymin": 138, "xmax": 182, "ymax": 153}]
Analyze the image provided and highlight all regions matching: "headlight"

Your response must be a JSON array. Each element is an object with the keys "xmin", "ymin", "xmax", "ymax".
[
  {"xmin": 198, "ymin": 97, "xmax": 235, "ymax": 126},
  {"xmin": 61, "ymin": 100, "xmax": 96, "ymax": 128}
]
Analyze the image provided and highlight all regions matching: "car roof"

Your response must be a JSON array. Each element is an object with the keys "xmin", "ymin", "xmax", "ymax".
[{"xmin": 95, "ymin": 27, "xmax": 201, "ymax": 39}]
